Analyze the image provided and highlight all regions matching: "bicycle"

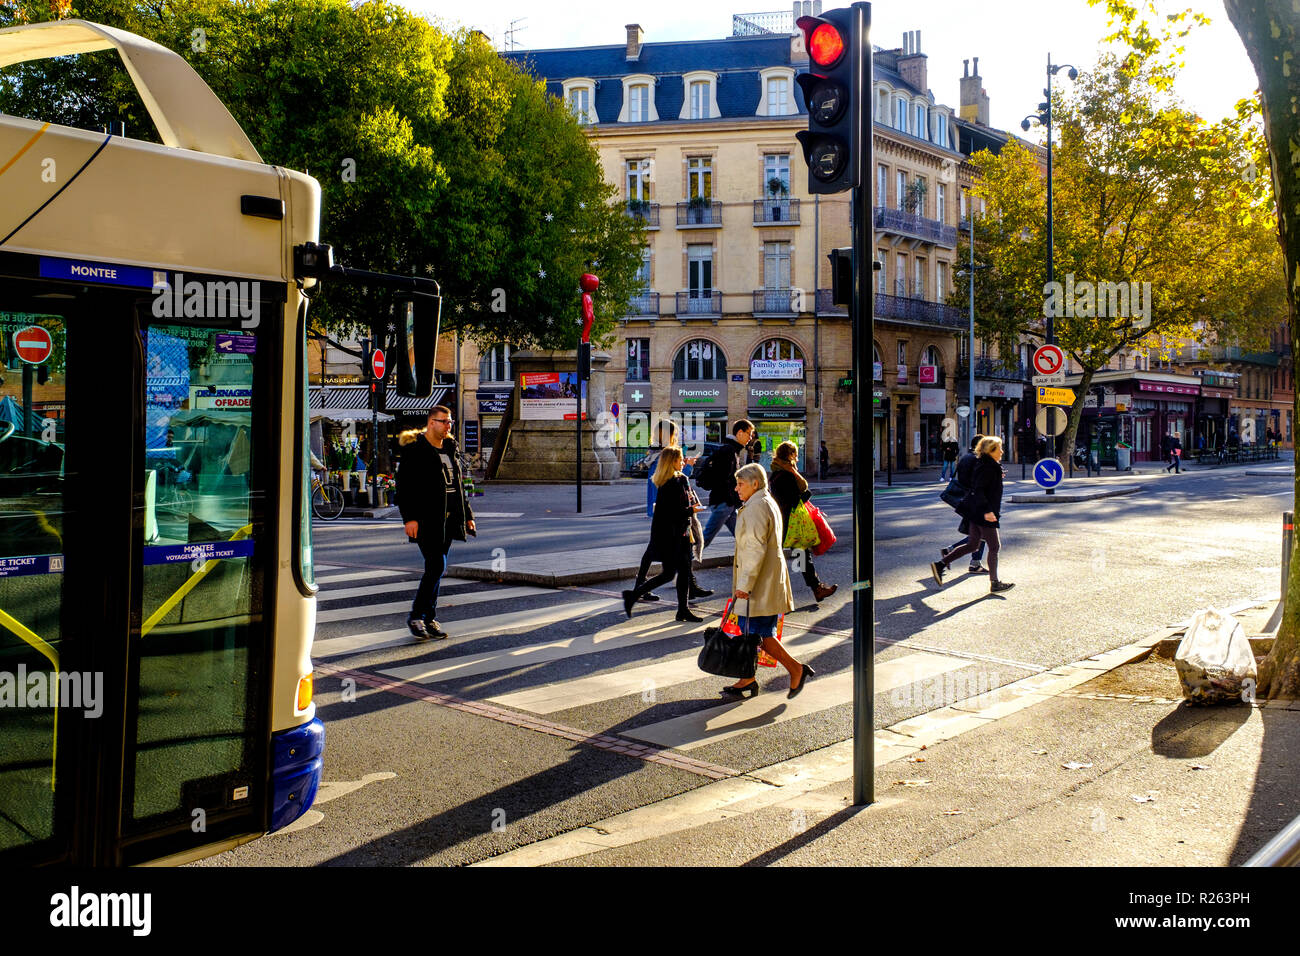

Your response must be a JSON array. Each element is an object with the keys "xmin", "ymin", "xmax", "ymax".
[{"xmin": 311, "ymin": 473, "xmax": 345, "ymax": 520}]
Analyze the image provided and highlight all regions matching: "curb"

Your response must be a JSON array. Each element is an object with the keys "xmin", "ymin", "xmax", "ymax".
[{"xmin": 1008, "ymin": 485, "xmax": 1141, "ymax": 504}]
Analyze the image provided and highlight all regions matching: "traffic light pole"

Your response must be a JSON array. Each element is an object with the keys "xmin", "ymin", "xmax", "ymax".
[{"xmin": 849, "ymin": 0, "xmax": 874, "ymax": 808}]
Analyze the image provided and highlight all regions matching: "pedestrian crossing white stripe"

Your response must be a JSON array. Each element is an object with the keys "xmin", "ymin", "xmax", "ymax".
[
  {"xmin": 622, "ymin": 652, "xmax": 971, "ymax": 752},
  {"xmin": 377, "ymin": 605, "xmax": 699, "ymax": 682},
  {"xmin": 315, "ymin": 585, "xmax": 556, "ymax": 623},
  {"xmin": 469, "ymin": 512, "xmax": 524, "ymax": 518},
  {"xmin": 487, "ymin": 628, "xmax": 850, "ymax": 715},
  {"xmin": 313, "ymin": 568, "xmax": 413, "ymax": 585},
  {"xmin": 314, "ymin": 598, "xmax": 619, "ymax": 660},
  {"xmin": 317, "ymin": 577, "xmax": 472, "ymax": 603}
]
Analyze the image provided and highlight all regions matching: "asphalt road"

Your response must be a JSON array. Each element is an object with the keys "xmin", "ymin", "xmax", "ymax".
[{"xmin": 198, "ymin": 466, "xmax": 1292, "ymax": 866}]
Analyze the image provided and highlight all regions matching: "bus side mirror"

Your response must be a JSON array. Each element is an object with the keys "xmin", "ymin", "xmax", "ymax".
[{"xmin": 395, "ymin": 293, "xmax": 441, "ymax": 397}]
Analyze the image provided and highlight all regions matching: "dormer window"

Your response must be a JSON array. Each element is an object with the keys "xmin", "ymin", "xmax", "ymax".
[
  {"xmin": 618, "ymin": 74, "xmax": 658, "ymax": 123},
  {"xmin": 680, "ymin": 71, "xmax": 719, "ymax": 120},
  {"xmin": 913, "ymin": 103, "xmax": 927, "ymax": 140},
  {"xmin": 758, "ymin": 67, "xmax": 796, "ymax": 116},
  {"xmin": 562, "ymin": 78, "xmax": 597, "ymax": 125},
  {"xmin": 894, "ymin": 97, "xmax": 907, "ymax": 132},
  {"xmin": 934, "ymin": 112, "xmax": 950, "ymax": 150}
]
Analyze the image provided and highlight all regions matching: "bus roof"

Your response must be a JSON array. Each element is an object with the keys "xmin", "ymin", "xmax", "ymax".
[{"xmin": 0, "ymin": 19, "xmax": 260, "ymax": 162}]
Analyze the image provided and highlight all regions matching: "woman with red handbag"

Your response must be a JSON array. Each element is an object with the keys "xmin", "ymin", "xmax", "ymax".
[
  {"xmin": 720, "ymin": 464, "xmax": 815, "ymax": 699},
  {"xmin": 768, "ymin": 441, "xmax": 837, "ymax": 602}
]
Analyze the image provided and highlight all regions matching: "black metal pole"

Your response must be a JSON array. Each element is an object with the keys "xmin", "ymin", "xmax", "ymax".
[
  {"xmin": 851, "ymin": 0, "xmax": 875, "ymax": 808},
  {"xmin": 576, "ymin": 359, "xmax": 583, "ymax": 514},
  {"xmin": 1044, "ymin": 55, "xmax": 1057, "ymax": 495}
]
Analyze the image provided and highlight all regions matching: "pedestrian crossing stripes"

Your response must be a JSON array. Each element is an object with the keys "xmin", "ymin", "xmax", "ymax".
[{"xmin": 310, "ymin": 567, "xmax": 1029, "ymax": 761}]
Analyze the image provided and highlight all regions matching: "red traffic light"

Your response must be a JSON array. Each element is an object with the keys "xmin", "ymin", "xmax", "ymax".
[{"xmin": 807, "ymin": 22, "xmax": 845, "ymax": 67}]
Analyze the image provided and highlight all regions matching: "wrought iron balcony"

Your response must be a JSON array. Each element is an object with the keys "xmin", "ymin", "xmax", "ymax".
[
  {"xmin": 816, "ymin": 289, "xmax": 966, "ymax": 329},
  {"xmin": 1172, "ymin": 344, "xmax": 1280, "ymax": 367},
  {"xmin": 624, "ymin": 200, "xmax": 660, "ymax": 226},
  {"xmin": 677, "ymin": 200, "xmax": 723, "ymax": 226},
  {"xmin": 957, "ymin": 358, "xmax": 1029, "ymax": 381},
  {"xmin": 626, "ymin": 292, "xmax": 659, "ymax": 317},
  {"xmin": 753, "ymin": 199, "xmax": 800, "ymax": 224},
  {"xmin": 875, "ymin": 292, "xmax": 967, "ymax": 329},
  {"xmin": 874, "ymin": 205, "xmax": 958, "ymax": 247},
  {"xmin": 753, "ymin": 289, "xmax": 798, "ymax": 316},
  {"xmin": 676, "ymin": 291, "xmax": 722, "ymax": 316}
]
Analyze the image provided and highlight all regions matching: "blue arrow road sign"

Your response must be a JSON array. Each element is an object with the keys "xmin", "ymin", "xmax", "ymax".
[{"xmin": 1033, "ymin": 457, "xmax": 1064, "ymax": 490}]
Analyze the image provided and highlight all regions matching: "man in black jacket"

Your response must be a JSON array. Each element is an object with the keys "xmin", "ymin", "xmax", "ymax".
[
  {"xmin": 700, "ymin": 419, "xmax": 755, "ymax": 550},
  {"xmin": 397, "ymin": 406, "xmax": 475, "ymax": 640},
  {"xmin": 940, "ymin": 434, "xmax": 987, "ymax": 574}
]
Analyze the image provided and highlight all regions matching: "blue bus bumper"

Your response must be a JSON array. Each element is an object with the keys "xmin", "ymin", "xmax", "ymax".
[{"xmin": 269, "ymin": 717, "xmax": 325, "ymax": 832}]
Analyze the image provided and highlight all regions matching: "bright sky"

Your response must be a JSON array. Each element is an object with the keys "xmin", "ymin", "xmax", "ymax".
[{"xmin": 402, "ymin": 0, "xmax": 1261, "ymax": 134}]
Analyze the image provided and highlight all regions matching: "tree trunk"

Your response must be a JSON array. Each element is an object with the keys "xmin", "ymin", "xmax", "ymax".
[
  {"xmin": 1060, "ymin": 366, "xmax": 1096, "ymax": 465},
  {"xmin": 1225, "ymin": 0, "xmax": 1300, "ymax": 698}
]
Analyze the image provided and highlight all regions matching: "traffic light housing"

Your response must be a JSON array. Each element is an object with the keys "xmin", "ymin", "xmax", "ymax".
[
  {"xmin": 795, "ymin": 5, "xmax": 865, "ymax": 195},
  {"xmin": 394, "ymin": 292, "xmax": 441, "ymax": 398}
]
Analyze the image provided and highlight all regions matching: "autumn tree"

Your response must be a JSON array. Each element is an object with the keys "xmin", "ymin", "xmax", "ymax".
[
  {"xmin": 961, "ymin": 3, "xmax": 1284, "ymax": 460},
  {"xmin": 1224, "ymin": 0, "xmax": 1300, "ymax": 698},
  {"xmin": 0, "ymin": 0, "xmax": 644, "ymax": 348}
]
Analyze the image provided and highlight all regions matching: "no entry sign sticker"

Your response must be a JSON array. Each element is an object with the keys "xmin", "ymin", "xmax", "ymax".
[{"xmin": 12, "ymin": 326, "xmax": 52, "ymax": 365}]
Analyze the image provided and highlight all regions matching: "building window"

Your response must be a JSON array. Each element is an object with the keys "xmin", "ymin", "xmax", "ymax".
[
  {"xmin": 691, "ymin": 80, "xmax": 709, "ymax": 119},
  {"xmin": 935, "ymin": 112, "xmax": 949, "ymax": 149},
  {"xmin": 763, "ymin": 242, "xmax": 791, "ymax": 290},
  {"xmin": 922, "ymin": 345, "xmax": 942, "ymax": 374},
  {"xmin": 626, "ymin": 159, "xmax": 651, "ymax": 200},
  {"xmin": 898, "ymin": 341, "xmax": 907, "ymax": 365},
  {"xmin": 937, "ymin": 183, "xmax": 947, "ymax": 223},
  {"xmin": 877, "ymin": 164, "xmax": 887, "ymax": 205},
  {"xmin": 481, "ymin": 344, "xmax": 513, "ymax": 382},
  {"xmin": 626, "ymin": 338, "xmax": 651, "ymax": 381},
  {"xmin": 674, "ymin": 339, "xmax": 726, "ymax": 380},
  {"xmin": 1118, "ymin": 354, "xmax": 1126, "ymax": 371},
  {"xmin": 766, "ymin": 76, "xmax": 789, "ymax": 115},
  {"xmin": 688, "ymin": 157, "xmax": 712, "ymax": 199},
  {"xmin": 752, "ymin": 339, "xmax": 806, "ymax": 379},
  {"xmin": 937, "ymin": 262, "xmax": 948, "ymax": 303},
  {"xmin": 876, "ymin": 88, "xmax": 888, "ymax": 121},
  {"xmin": 765, "ymin": 153, "xmax": 790, "ymax": 193},
  {"xmin": 894, "ymin": 97, "xmax": 907, "ymax": 132},
  {"xmin": 959, "ymin": 189, "xmax": 967, "ymax": 221},
  {"xmin": 635, "ymin": 248, "xmax": 652, "ymax": 288},
  {"xmin": 687, "ymin": 244, "xmax": 713, "ymax": 298},
  {"xmin": 629, "ymin": 83, "xmax": 649, "ymax": 123},
  {"xmin": 569, "ymin": 87, "xmax": 591, "ymax": 125},
  {"xmin": 896, "ymin": 170, "xmax": 907, "ymax": 211},
  {"xmin": 914, "ymin": 258, "xmax": 926, "ymax": 298},
  {"xmin": 914, "ymin": 104, "xmax": 927, "ymax": 139},
  {"xmin": 895, "ymin": 253, "xmax": 907, "ymax": 296}
]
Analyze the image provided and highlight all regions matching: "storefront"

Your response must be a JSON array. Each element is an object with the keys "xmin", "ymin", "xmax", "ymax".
[
  {"xmin": 872, "ymin": 387, "xmax": 888, "ymax": 472},
  {"xmin": 670, "ymin": 381, "xmax": 728, "ymax": 447},
  {"xmin": 1194, "ymin": 378, "xmax": 1235, "ymax": 452},
  {"xmin": 919, "ymin": 384, "xmax": 946, "ymax": 465},
  {"xmin": 474, "ymin": 386, "xmax": 513, "ymax": 463},
  {"xmin": 1134, "ymin": 379, "xmax": 1197, "ymax": 462},
  {"xmin": 974, "ymin": 380, "xmax": 1023, "ymax": 461},
  {"xmin": 748, "ymin": 380, "xmax": 807, "ymax": 470}
]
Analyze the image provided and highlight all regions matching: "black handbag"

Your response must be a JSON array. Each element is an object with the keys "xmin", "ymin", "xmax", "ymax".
[
  {"xmin": 939, "ymin": 478, "xmax": 965, "ymax": 508},
  {"xmin": 954, "ymin": 489, "xmax": 982, "ymax": 520},
  {"xmin": 698, "ymin": 599, "xmax": 760, "ymax": 679}
]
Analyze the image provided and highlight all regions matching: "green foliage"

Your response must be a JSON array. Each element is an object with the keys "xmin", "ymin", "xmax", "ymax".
[{"xmin": 0, "ymin": 0, "xmax": 644, "ymax": 348}]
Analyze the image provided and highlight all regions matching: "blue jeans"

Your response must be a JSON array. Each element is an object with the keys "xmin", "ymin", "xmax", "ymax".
[
  {"xmin": 412, "ymin": 537, "xmax": 450, "ymax": 621},
  {"xmin": 736, "ymin": 614, "xmax": 780, "ymax": 639},
  {"xmin": 940, "ymin": 460, "xmax": 956, "ymax": 480},
  {"xmin": 701, "ymin": 502, "xmax": 737, "ymax": 549},
  {"xmin": 646, "ymin": 476, "xmax": 657, "ymax": 518}
]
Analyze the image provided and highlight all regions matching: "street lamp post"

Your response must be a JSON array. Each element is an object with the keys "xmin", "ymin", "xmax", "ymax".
[{"xmin": 1022, "ymin": 54, "xmax": 1078, "ymax": 464}]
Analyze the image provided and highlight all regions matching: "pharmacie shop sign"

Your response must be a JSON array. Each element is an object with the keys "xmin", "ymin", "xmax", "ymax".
[
  {"xmin": 672, "ymin": 384, "xmax": 726, "ymax": 407},
  {"xmin": 748, "ymin": 382, "xmax": 806, "ymax": 410}
]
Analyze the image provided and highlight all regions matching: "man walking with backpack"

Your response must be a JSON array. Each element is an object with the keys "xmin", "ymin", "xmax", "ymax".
[{"xmin": 696, "ymin": 420, "xmax": 755, "ymax": 550}]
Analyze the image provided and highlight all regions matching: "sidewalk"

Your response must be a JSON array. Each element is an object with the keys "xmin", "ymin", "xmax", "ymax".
[{"xmin": 477, "ymin": 597, "xmax": 1300, "ymax": 867}]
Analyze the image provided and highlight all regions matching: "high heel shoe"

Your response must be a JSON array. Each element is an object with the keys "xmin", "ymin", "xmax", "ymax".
[
  {"xmin": 787, "ymin": 663, "xmax": 816, "ymax": 699},
  {"xmin": 721, "ymin": 680, "xmax": 759, "ymax": 698},
  {"xmin": 675, "ymin": 609, "xmax": 704, "ymax": 623}
]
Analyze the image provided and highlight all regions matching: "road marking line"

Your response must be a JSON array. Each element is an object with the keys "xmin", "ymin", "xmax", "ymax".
[
  {"xmin": 377, "ymin": 606, "xmax": 700, "ymax": 682},
  {"xmin": 318, "ymin": 577, "xmax": 468, "ymax": 602},
  {"xmin": 487, "ymin": 628, "xmax": 849, "ymax": 714},
  {"xmin": 622, "ymin": 652, "xmax": 971, "ymax": 751},
  {"xmin": 314, "ymin": 568, "xmax": 414, "ymax": 585},
  {"xmin": 316, "ymin": 585, "xmax": 554, "ymax": 623},
  {"xmin": 316, "ymin": 598, "xmax": 619, "ymax": 660}
]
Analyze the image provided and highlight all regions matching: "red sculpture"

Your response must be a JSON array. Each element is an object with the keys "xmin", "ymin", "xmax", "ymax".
[{"xmin": 579, "ymin": 273, "xmax": 599, "ymax": 344}]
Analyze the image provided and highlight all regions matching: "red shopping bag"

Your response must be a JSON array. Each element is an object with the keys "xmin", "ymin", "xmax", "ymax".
[{"xmin": 806, "ymin": 502, "xmax": 836, "ymax": 556}]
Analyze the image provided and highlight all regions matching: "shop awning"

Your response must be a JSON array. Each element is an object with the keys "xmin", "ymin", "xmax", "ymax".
[{"xmin": 308, "ymin": 384, "xmax": 451, "ymax": 422}]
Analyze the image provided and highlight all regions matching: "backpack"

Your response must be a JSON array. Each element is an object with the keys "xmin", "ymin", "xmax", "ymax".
[{"xmin": 692, "ymin": 449, "xmax": 719, "ymax": 491}]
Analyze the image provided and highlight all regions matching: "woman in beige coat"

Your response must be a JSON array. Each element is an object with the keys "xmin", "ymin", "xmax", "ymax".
[{"xmin": 721, "ymin": 464, "xmax": 815, "ymax": 699}]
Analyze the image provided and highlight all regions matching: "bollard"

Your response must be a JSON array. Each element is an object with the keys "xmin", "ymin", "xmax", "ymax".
[{"xmin": 1284, "ymin": 512, "xmax": 1294, "ymax": 597}]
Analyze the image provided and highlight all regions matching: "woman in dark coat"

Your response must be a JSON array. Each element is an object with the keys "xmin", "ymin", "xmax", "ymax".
[
  {"xmin": 768, "ymin": 441, "xmax": 836, "ymax": 601},
  {"xmin": 623, "ymin": 447, "xmax": 705, "ymax": 622},
  {"xmin": 930, "ymin": 435, "xmax": 1013, "ymax": 593}
]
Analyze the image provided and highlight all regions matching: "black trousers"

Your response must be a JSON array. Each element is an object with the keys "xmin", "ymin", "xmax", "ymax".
[
  {"xmin": 635, "ymin": 542, "xmax": 698, "ymax": 593},
  {"xmin": 630, "ymin": 537, "xmax": 693, "ymax": 611},
  {"xmin": 411, "ymin": 534, "xmax": 451, "ymax": 621}
]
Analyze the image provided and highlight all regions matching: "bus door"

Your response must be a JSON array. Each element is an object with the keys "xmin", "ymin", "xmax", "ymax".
[{"xmin": 0, "ymin": 266, "xmax": 282, "ymax": 865}]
